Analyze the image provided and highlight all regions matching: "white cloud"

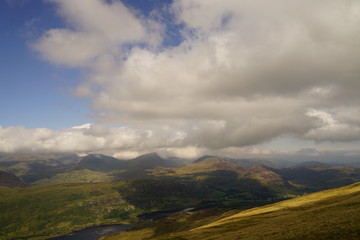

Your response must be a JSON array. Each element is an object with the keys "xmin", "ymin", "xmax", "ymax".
[
  {"xmin": 32, "ymin": 0, "xmax": 161, "ymax": 67},
  {"xmin": 305, "ymin": 109, "xmax": 360, "ymax": 142},
  {"xmin": 28, "ymin": 0, "xmax": 360, "ymax": 156},
  {"xmin": 0, "ymin": 124, "xmax": 151, "ymax": 154},
  {"xmin": 33, "ymin": 29, "xmax": 108, "ymax": 67}
]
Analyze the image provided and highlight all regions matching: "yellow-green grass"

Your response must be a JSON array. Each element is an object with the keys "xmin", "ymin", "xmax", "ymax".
[
  {"xmin": 32, "ymin": 169, "xmax": 114, "ymax": 186},
  {"xmin": 0, "ymin": 182, "xmax": 140, "ymax": 240},
  {"xmin": 105, "ymin": 182, "xmax": 360, "ymax": 240},
  {"xmin": 197, "ymin": 182, "xmax": 360, "ymax": 229},
  {"xmin": 151, "ymin": 158, "xmax": 283, "ymax": 186},
  {"xmin": 153, "ymin": 157, "xmax": 245, "ymax": 176}
]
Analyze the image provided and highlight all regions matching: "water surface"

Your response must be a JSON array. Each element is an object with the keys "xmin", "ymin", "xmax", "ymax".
[{"xmin": 48, "ymin": 224, "xmax": 132, "ymax": 240}]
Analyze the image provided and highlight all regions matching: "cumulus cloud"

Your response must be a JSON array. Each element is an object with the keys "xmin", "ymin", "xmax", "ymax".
[
  {"xmin": 1, "ymin": 123, "xmax": 360, "ymax": 160},
  {"xmin": 0, "ymin": 124, "xmax": 158, "ymax": 155},
  {"xmin": 32, "ymin": 0, "xmax": 162, "ymax": 67},
  {"xmin": 305, "ymin": 109, "xmax": 360, "ymax": 142},
  {"xmin": 0, "ymin": 124, "xmax": 204, "ymax": 158},
  {"xmin": 27, "ymin": 0, "xmax": 360, "ymax": 156}
]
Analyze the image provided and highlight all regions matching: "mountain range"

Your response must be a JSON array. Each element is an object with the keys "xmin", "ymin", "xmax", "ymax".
[
  {"xmin": 1, "ymin": 153, "xmax": 359, "ymax": 191},
  {"xmin": 1, "ymin": 152, "xmax": 360, "ymax": 239}
]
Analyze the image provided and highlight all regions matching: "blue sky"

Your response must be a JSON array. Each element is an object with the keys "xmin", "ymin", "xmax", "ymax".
[
  {"xmin": 0, "ymin": 0, "xmax": 178, "ymax": 129},
  {"xmin": 0, "ymin": 0, "xmax": 88, "ymax": 129},
  {"xmin": 1, "ymin": 0, "xmax": 360, "ymax": 159}
]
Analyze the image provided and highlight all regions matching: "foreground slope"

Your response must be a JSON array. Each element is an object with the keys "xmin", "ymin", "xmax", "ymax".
[{"xmin": 105, "ymin": 182, "xmax": 360, "ymax": 240}]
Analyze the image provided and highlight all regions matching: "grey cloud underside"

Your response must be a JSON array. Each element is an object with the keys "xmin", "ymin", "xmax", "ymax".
[{"xmin": 27, "ymin": 0, "xmax": 360, "ymax": 154}]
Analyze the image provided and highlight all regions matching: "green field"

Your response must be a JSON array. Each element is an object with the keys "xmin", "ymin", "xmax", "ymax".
[{"xmin": 32, "ymin": 169, "xmax": 115, "ymax": 186}]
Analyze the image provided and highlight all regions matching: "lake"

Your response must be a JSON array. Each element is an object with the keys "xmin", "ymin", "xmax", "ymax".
[
  {"xmin": 47, "ymin": 224, "xmax": 133, "ymax": 240},
  {"xmin": 48, "ymin": 207, "xmax": 195, "ymax": 240}
]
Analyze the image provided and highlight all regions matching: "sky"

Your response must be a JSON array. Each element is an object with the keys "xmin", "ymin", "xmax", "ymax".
[{"xmin": 1, "ymin": 0, "xmax": 360, "ymax": 160}]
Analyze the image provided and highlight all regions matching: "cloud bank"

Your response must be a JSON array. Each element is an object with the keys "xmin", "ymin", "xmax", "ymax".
[
  {"xmin": 21, "ymin": 0, "xmax": 360, "ymax": 157},
  {"xmin": 1, "ymin": 124, "xmax": 359, "ymax": 160}
]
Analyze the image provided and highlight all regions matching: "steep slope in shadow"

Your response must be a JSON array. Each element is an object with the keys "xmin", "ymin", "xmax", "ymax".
[{"xmin": 0, "ymin": 170, "xmax": 27, "ymax": 187}]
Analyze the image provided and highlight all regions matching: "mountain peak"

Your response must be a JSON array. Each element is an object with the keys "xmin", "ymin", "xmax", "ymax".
[
  {"xmin": 175, "ymin": 156, "xmax": 246, "ymax": 175},
  {"xmin": 130, "ymin": 152, "xmax": 164, "ymax": 167},
  {"xmin": 77, "ymin": 153, "xmax": 126, "ymax": 172},
  {"xmin": 137, "ymin": 152, "xmax": 161, "ymax": 158},
  {"xmin": 194, "ymin": 155, "xmax": 220, "ymax": 163}
]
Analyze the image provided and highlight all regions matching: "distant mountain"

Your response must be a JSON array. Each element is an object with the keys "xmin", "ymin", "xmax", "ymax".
[
  {"xmin": 128, "ymin": 152, "xmax": 177, "ymax": 170},
  {"xmin": 76, "ymin": 154, "xmax": 127, "ymax": 172},
  {"xmin": 193, "ymin": 155, "xmax": 219, "ymax": 163},
  {"xmin": 244, "ymin": 165, "xmax": 284, "ymax": 185},
  {"xmin": 273, "ymin": 166, "xmax": 360, "ymax": 191},
  {"xmin": 293, "ymin": 161, "xmax": 329, "ymax": 168},
  {"xmin": 0, "ymin": 153, "xmax": 78, "ymax": 163},
  {"xmin": 115, "ymin": 153, "xmax": 180, "ymax": 179},
  {"xmin": 22, "ymin": 153, "xmax": 125, "ymax": 185},
  {"xmin": 175, "ymin": 156, "xmax": 247, "ymax": 175},
  {"xmin": 0, "ymin": 153, "xmax": 82, "ymax": 183},
  {"xmin": 232, "ymin": 158, "xmax": 279, "ymax": 168},
  {"xmin": 2, "ymin": 152, "xmax": 359, "ymax": 191},
  {"xmin": 53, "ymin": 154, "xmax": 82, "ymax": 166},
  {"xmin": 155, "ymin": 156, "xmax": 284, "ymax": 185},
  {"xmin": 0, "ymin": 152, "xmax": 187, "ymax": 185},
  {"xmin": 0, "ymin": 170, "xmax": 26, "ymax": 188}
]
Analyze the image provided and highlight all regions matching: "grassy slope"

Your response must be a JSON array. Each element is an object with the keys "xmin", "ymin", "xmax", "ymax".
[
  {"xmin": 32, "ymin": 169, "xmax": 115, "ymax": 186},
  {"xmin": 105, "ymin": 182, "xmax": 360, "ymax": 240},
  {"xmin": 164, "ymin": 157, "xmax": 246, "ymax": 176},
  {"xmin": 0, "ymin": 182, "xmax": 140, "ymax": 240}
]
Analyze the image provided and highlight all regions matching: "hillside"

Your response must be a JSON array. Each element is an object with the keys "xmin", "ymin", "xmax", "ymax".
[
  {"xmin": 0, "ymin": 182, "xmax": 141, "ymax": 240},
  {"xmin": 153, "ymin": 156, "xmax": 284, "ymax": 186},
  {"xmin": 0, "ymin": 153, "xmax": 183, "ymax": 185},
  {"xmin": 153, "ymin": 156, "xmax": 247, "ymax": 176},
  {"xmin": 75, "ymin": 154, "xmax": 127, "ymax": 172},
  {"xmin": 273, "ymin": 166, "xmax": 360, "ymax": 191},
  {"xmin": 2, "ymin": 153, "xmax": 359, "ymax": 192},
  {"xmin": 103, "ymin": 182, "xmax": 360, "ymax": 240},
  {"xmin": 2, "ymin": 152, "xmax": 360, "ymax": 240},
  {"xmin": 114, "ymin": 153, "xmax": 181, "ymax": 179},
  {"xmin": 33, "ymin": 169, "xmax": 115, "ymax": 186},
  {"xmin": 0, "ymin": 170, "xmax": 27, "ymax": 188}
]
